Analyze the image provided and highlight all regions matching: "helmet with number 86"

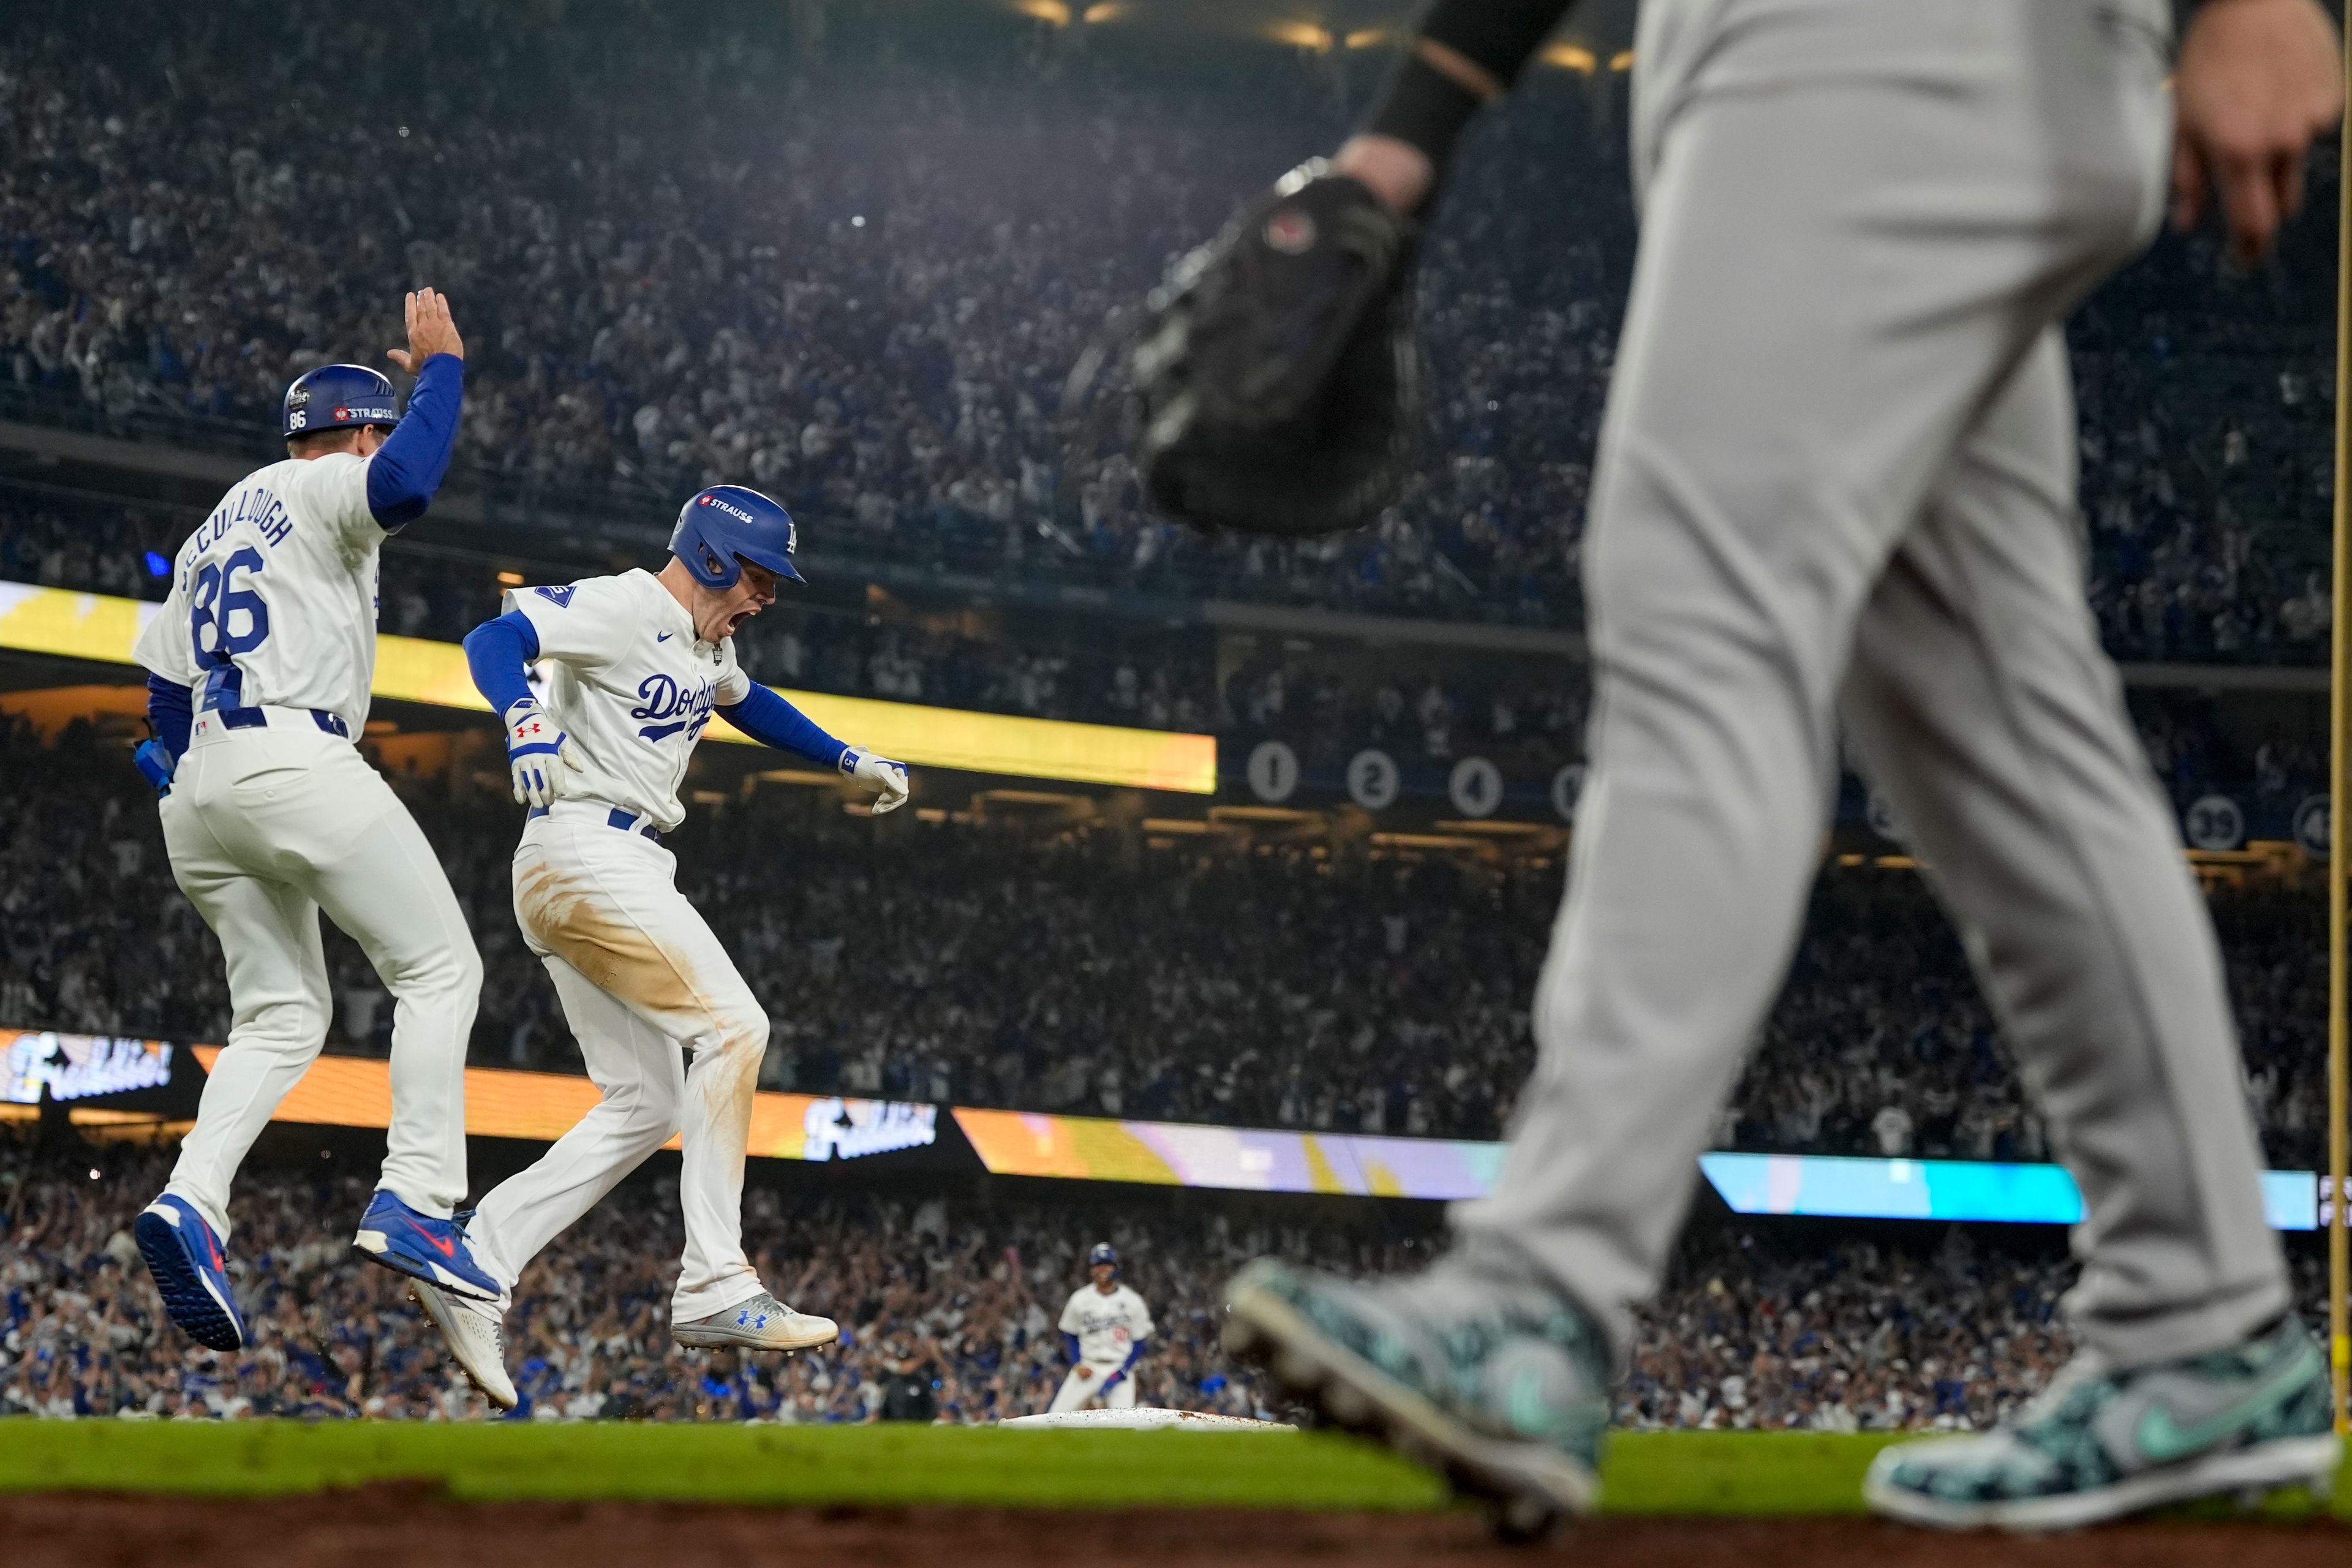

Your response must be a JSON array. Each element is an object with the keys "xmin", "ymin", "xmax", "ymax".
[{"xmin": 282, "ymin": 364, "xmax": 401, "ymax": 440}]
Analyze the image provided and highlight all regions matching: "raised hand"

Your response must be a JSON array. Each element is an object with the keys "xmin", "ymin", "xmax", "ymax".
[{"xmin": 388, "ymin": 287, "xmax": 466, "ymax": 372}]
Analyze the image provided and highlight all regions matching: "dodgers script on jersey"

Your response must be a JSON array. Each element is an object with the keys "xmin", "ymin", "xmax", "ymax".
[
  {"xmin": 132, "ymin": 454, "xmax": 391, "ymax": 731},
  {"xmin": 505, "ymin": 570, "xmax": 753, "ymax": 832},
  {"xmin": 1058, "ymin": 1283, "xmax": 1153, "ymax": 1366}
]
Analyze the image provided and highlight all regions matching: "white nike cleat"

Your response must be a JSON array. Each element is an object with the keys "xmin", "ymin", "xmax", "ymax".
[
  {"xmin": 672, "ymin": 1291, "xmax": 839, "ymax": 1353},
  {"xmin": 410, "ymin": 1281, "xmax": 519, "ymax": 1411}
]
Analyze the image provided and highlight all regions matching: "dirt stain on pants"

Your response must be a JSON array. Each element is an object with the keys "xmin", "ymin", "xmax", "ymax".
[{"xmin": 513, "ymin": 859, "xmax": 698, "ymax": 1012}]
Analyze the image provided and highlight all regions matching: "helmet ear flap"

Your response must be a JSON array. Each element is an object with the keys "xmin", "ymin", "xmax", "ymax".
[{"xmin": 698, "ymin": 542, "xmax": 729, "ymax": 583}]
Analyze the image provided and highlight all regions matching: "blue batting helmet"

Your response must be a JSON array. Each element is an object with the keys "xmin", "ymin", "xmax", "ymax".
[
  {"xmin": 282, "ymin": 364, "xmax": 400, "ymax": 440},
  {"xmin": 1087, "ymin": 1243, "xmax": 1118, "ymax": 1273},
  {"xmin": 670, "ymin": 485, "xmax": 805, "ymax": 589}
]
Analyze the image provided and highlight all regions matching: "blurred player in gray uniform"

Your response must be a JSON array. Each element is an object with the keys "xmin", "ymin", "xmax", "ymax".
[{"xmin": 1215, "ymin": 0, "xmax": 2346, "ymax": 1535}]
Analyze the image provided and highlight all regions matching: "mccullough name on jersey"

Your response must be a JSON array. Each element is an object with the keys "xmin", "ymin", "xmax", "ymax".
[{"xmin": 132, "ymin": 452, "xmax": 395, "ymax": 731}]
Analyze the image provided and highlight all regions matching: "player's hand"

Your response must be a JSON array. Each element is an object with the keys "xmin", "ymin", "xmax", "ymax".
[
  {"xmin": 503, "ymin": 698, "xmax": 579, "ymax": 808},
  {"xmin": 132, "ymin": 739, "xmax": 176, "ymax": 798},
  {"xmin": 843, "ymin": 747, "xmax": 910, "ymax": 814},
  {"xmin": 388, "ymin": 288, "xmax": 466, "ymax": 371},
  {"xmin": 2172, "ymin": 0, "xmax": 2343, "ymax": 265},
  {"xmin": 1074, "ymin": 1365, "xmax": 1094, "ymax": 1381}
]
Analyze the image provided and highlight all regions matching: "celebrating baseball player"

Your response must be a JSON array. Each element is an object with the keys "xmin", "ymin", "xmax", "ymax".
[
  {"xmin": 409, "ymin": 484, "xmax": 908, "ymax": 1406},
  {"xmin": 127, "ymin": 290, "xmax": 501, "ymax": 1354},
  {"xmin": 1156, "ymin": 0, "xmax": 2348, "ymax": 1538},
  {"xmin": 1047, "ymin": 1243, "xmax": 1153, "ymax": 1414}
]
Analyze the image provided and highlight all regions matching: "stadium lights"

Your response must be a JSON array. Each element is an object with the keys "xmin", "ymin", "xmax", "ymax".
[
  {"xmin": 1541, "ymin": 43, "xmax": 1597, "ymax": 74},
  {"xmin": 1009, "ymin": 0, "xmax": 1071, "ymax": 25},
  {"xmin": 1267, "ymin": 21, "xmax": 1334, "ymax": 53},
  {"xmin": 1080, "ymin": 2, "xmax": 1122, "ymax": 22},
  {"xmin": 1343, "ymin": 28, "xmax": 1387, "ymax": 49},
  {"xmin": 1610, "ymin": 50, "xmax": 1636, "ymax": 71}
]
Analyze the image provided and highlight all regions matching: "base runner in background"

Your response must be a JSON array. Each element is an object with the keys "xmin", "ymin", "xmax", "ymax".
[
  {"xmin": 1048, "ymin": 1243, "xmax": 1154, "ymax": 1413},
  {"xmin": 1193, "ymin": 0, "xmax": 2348, "ymax": 1540},
  {"xmin": 409, "ymin": 484, "xmax": 911, "ymax": 1408},
  {"xmin": 126, "ymin": 290, "xmax": 501, "ymax": 1356}
]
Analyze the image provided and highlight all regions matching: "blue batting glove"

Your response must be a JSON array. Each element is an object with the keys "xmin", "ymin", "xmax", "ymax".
[
  {"xmin": 133, "ymin": 739, "xmax": 176, "ymax": 797},
  {"xmin": 842, "ymin": 747, "xmax": 910, "ymax": 814},
  {"xmin": 503, "ymin": 699, "xmax": 579, "ymax": 809}
]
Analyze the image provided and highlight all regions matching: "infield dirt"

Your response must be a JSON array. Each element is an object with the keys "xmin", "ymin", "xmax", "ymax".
[{"xmin": 7, "ymin": 1488, "xmax": 2352, "ymax": 1568}]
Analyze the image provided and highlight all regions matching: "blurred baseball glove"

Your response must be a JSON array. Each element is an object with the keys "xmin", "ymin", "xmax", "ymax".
[{"xmin": 1131, "ymin": 160, "xmax": 1419, "ymax": 537}]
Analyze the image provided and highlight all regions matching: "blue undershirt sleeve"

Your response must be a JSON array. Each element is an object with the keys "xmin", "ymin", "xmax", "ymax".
[
  {"xmin": 1062, "ymin": 1333, "xmax": 1082, "ymax": 1365},
  {"xmin": 462, "ymin": 611, "xmax": 540, "ymax": 718},
  {"xmin": 145, "ymin": 674, "xmax": 192, "ymax": 755},
  {"xmin": 718, "ymin": 681, "xmax": 850, "ymax": 770},
  {"xmin": 366, "ymin": 353, "xmax": 466, "ymax": 528}
]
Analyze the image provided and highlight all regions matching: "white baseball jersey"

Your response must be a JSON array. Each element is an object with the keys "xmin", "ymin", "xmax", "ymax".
[
  {"xmin": 1058, "ymin": 1283, "xmax": 1153, "ymax": 1365},
  {"xmin": 504, "ymin": 570, "xmax": 752, "ymax": 832},
  {"xmin": 132, "ymin": 454, "xmax": 390, "ymax": 731}
]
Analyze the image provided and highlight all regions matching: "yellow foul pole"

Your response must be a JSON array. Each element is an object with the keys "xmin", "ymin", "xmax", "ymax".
[{"xmin": 2331, "ymin": 0, "xmax": 2352, "ymax": 1435}]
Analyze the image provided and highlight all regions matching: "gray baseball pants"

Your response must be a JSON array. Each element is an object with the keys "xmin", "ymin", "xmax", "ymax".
[{"xmin": 1452, "ymin": 0, "xmax": 2292, "ymax": 1369}]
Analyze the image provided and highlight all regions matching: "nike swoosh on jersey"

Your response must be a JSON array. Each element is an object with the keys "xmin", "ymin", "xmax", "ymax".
[
  {"xmin": 656, "ymin": 631, "xmax": 673, "ymax": 642},
  {"xmin": 2132, "ymin": 1340, "xmax": 2324, "ymax": 1464}
]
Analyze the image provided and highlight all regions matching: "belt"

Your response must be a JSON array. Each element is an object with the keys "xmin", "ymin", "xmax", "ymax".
[
  {"xmin": 526, "ymin": 802, "xmax": 662, "ymax": 842},
  {"xmin": 218, "ymin": 706, "xmax": 349, "ymax": 738},
  {"xmin": 189, "ymin": 703, "xmax": 350, "ymax": 743}
]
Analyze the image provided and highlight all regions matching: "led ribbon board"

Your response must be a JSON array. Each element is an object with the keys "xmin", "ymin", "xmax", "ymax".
[
  {"xmin": 954, "ymin": 1109, "xmax": 2321, "ymax": 1231},
  {"xmin": 31, "ymin": 1027, "xmax": 2326, "ymax": 1229},
  {"xmin": 187, "ymin": 1047, "xmax": 935, "ymax": 1161},
  {"xmin": 0, "ymin": 582, "xmax": 1216, "ymax": 793},
  {"xmin": 3, "ymin": 1028, "xmax": 173, "ymax": 1104},
  {"xmin": 950, "ymin": 1107, "xmax": 1509, "ymax": 1197},
  {"xmin": 1694, "ymin": 1151, "xmax": 2320, "ymax": 1232}
]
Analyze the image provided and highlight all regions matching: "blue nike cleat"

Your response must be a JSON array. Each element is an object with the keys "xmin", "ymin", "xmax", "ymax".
[
  {"xmin": 134, "ymin": 1194, "xmax": 246, "ymax": 1352},
  {"xmin": 352, "ymin": 1189, "xmax": 500, "ymax": 1301}
]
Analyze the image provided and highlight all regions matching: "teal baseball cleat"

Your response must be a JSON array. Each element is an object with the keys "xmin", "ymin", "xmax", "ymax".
[
  {"xmin": 1865, "ymin": 1315, "xmax": 2340, "ymax": 1531},
  {"xmin": 1222, "ymin": 1257, "xmax": 1611, "ymax": 1540}
]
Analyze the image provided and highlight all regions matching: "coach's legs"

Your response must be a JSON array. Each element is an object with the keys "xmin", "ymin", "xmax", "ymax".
[
  {"xmin": 466, "ymin": 954, "xmax": 685, "ymax": 1303},
  {"xmin": 512, "ymin": 826, "xmax": 769, "ymax": 1322},
  {"xmin": 301, "ymin": 757, "xmax": 482, "ymax": 1221},
  {"xmin": 159, "ymin": 798, "xmax": 330, "ymax": 1242},
  {"xmin": 1449, "ymin": 0, "xmax": 2173, "ymax": 1353},
  {"xmin": 1837, "ymin": 330, "xmax": 2289, "ymax": 1366}
]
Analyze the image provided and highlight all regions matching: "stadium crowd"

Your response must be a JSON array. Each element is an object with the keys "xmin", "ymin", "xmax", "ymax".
[
  {"xmin": 0, "ymin": 0, "xmax": 2337, "ymax": 658},
  {"xmin": 0, "ymin": 1130, "xmax": 2334, "ymax": 1429},
  {"xmin": 0, "ymin": 718, "xmax": 2331, "ymax": 1170},
  {"xmin": 0, "ymin": 483, "xmax": 2325, "ymax": 817}
]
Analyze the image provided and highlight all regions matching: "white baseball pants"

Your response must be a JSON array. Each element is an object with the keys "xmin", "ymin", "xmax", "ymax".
[
  {"xmin": 1049, "ymin": 1362, "xmax": 1140, "ymax": 1414},
  {"xmin": 464, "ymin": 802, "xmax": 767, "ymax": 1323},
  {"xmin": 159, "ymin": 710, "xmax": 479, "ymax": 1238},
  {"xmin": 1452, "ymin": 0, "xmax": 2290, "ymax": 1371}
]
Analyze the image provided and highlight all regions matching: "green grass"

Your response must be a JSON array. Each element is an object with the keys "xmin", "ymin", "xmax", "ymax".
[{"xmin": 0, "ymin": 1421, "xmax": 2344, "ymax": 1518}]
